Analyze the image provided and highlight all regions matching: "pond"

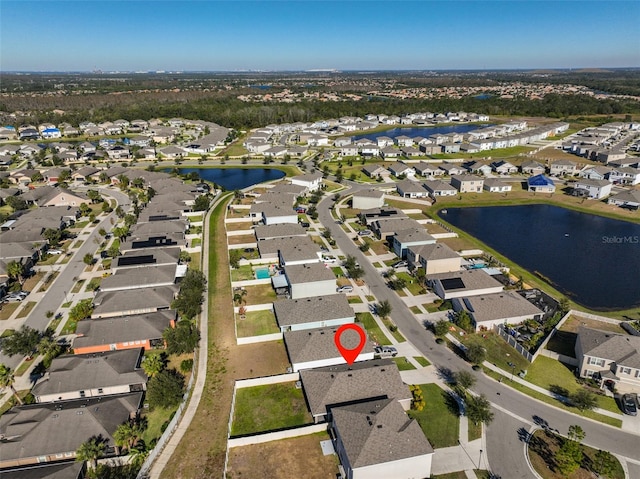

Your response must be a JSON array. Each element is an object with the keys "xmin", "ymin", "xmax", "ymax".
[
  {"xmin": 171, "ymin": 167, "xmax": 285, "ymax": 190},
  {"xmin": 441, "ymin": 205, "xmax": 640, "ymax": 311}
]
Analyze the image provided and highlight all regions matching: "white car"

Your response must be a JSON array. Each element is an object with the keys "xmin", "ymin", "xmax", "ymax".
[
  {"xmin": 337, "ymin": 285, "xmax": 354, "ymax": 293},
  {"xmin": 48, "ymin": 249, "xmax": 63, "ymax": 255},
  {"xmin": 322, "ymin": 256, "xmax": 337, "ymax": 263}
]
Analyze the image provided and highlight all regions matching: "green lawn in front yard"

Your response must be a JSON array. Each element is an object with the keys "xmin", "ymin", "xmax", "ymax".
[
  {"xmin": 15, "ymin": 356, "xmax": 36, "ymax": 376},
  {"xmin": 363, "ymin": 238, "xmax": 390, "ymax": 255},
  {"xmin": 231, "ymin": 382, "xmax": 312, "ymax": 436},
  {"xmin": 190, "ymin": 238, "xmax": 202, "ymax": 247},
  {"xmin": 347, "ymin": 296, "xmax": 363, "ymax": 304},
  {"xmin": 356, "ymin": 312, "xmax": 392, "ymax": 346},
  {"xmin": 242, "ymin": 283, "xmax": 277, "ymax": 306},
  {"xmin": 408, "ymin": 383, "xmax": 459, "ymax": 448},
  {"xmin": 410, "ymin": 306, "xmax": 422, "ymax": 314},
  {"xmin": 395, "ymin": 272, "xmax": 425, "ymax": 295},
  {"xmin": 458, "ymin": 331, "xmax": 530, "ymax": 374},
  {"xmin": 236, "ymin": 309, "xmax": 279, "ymax": 337},
  {"xmin": 414, "ymin": 356, "xmax": 431, "ymax": 367},
  {"xmin": 526, "ymin": 356, "xmax": 619, "ymax": 413},
  {"xmin": 71, "ymin": 280, "xmax": 86, "ymax": 294},
  {"xmin": 16, "ymin": 301, "xmax": 36, "ymax": 319},
  {"xmin": 392, "ymin": 357, "xmax": 416, "ymax": 371},
  {"xmin": 381, "ymin": 317, "xmax": 406, "ymax": 343},
  {"xmin": 331, "ymin": 266, "xmax": 345, "ymax": 277}
]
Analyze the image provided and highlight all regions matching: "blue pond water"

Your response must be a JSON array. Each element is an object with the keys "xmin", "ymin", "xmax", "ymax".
[
  {"xmin": 172, "ymin": 168, "xmax": 285, "ymax": 190},
  {"xmin": 441, "ymin": 205, "xmax": 640, "ymax": 311}
]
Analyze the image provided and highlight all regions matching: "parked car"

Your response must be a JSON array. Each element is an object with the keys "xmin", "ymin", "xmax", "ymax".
[
  {"xmin": 621, "ymin": 394, "xmax": 638, "ymax": 416},
  {"xmin": 322, "ymin": 256, "xmax": 337, "ymax": 263},
  {"xmin": 296, "ymin": 207, "xmax": 307, "ymax": 213},
  {"xmin": 368, "ymin": 303, "xmax": 377, "ymax": 314},
  {"xmin": 374, "ymin": 346, "xmax": 398, "ymax": 357},
  {"xmin": 336, "ymin": 285, "xmax": 354, "ymax": 293},
  {"xmin": 48, "ymin": 249, "xmax": 63, "ymax": 255},
  {"xmin": 358, "ymin": 229, "xmax": 372, "ymax": 236},
  {"xmin": 3, "ymin": 294, "xmax": 25, "ymax": 303},
  {"xmin": 392, "ymin": 261, "xmax": 408, "ymax": 268},
  {"xmin": 299, "ymin": 221, "xmax": 310, "ymax": 228}
]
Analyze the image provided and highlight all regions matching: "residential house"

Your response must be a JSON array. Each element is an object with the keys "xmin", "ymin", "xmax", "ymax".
[
  {"xmin": 71, "ymin": 166, "xmax": 100, "ymax": 184},
  {"xmin": 573, "ymin": 179, "xmax": 613, "ymax": 199},
  {"xmin": 91, "ymin": 286, "xmax": 177, "ymax": 319},
  {"xmin": 330, "ymin": 398, "xmax": 434, "ymax": 479},
  {"xmin": 352, "ymin": 189, "xmax": 385, "ymax": 210},
  {"xmin": 388, "ymin": 163, "xmax": 416, "ymax": 179},
  {"xmin": 423, "ymin": 180, "xmax": 457, "ymax": 197},
  {"xmin": 251, "ymin": 201, "xmax": 298, "ymax": 226},
  {"xmin": 407, "ymin": 242, "xmax": 461, "ymax": 275},
  {"xmin": 0, "ymin": 393, "xmax": 143, "ymax": 469},
  {"xmin": 607, "ymin": 189, "xmax": 640, "ymax": 209},
  {"xmin": 483, "ymin": 178, "xmax": 512, "ymax": 193},
  {"xmin": 527, "ymin": 175, "xmax": 556, "ymax": 193},
  {"xmin": 112, "ymin": 247, "xmax": 181, "ymax": 272},
  {"xmin": 31, "ymin": 348, "xmax": 147, "ymax": 403},
  {"xmin": 395, "ymin": 180, "xmax": 428, "ymax": 199},
  {"xmin": 464, "ymin": 161, "xmax": 492, "ymax": 176},
  {"xmin": 575, "ymin": 326, "xmax": 640, "ymax": 392},
  {"xmin": 158, "ymin": 145, "xmax": 187, "ymax": 159},
  {"xmin": 284, "ymin": 263, "xmax": 337, "ymax": 299},
  {"xmin": 380, "ymin": 147, "xmax": 400, "ymax": 160},
  {"xmin": 254, "ymin": 223, "xmax": 307, "ymax": 241},
  {"xmin": 0, "ymin": 462, "xmax": 85, "ymax": 479},
  {"xmin": 362, "ymin": 165, "xmax": 390, "ymax": 179},
  {"xmin": 414, "ymin": 162, "xmax": 444, "ymax": 178},
  {"xmin": 549, "ymin": 159, "xmax": 577, "ymax": 176},
  {"xmin": 427, "ymin": 269, "xmax": 504, "ymax": 300},
  {"xmin": 284, "ymin": 325, "xmax": 375, "ymax": 372},
  {"xmin": 100, "ymin": 264, "xmax": 180, "ymax": 292},
  {"xmin": 73, "ymin": 310, "xmax": 176, "ymax": 354},
  {"xmin": 291, "ymin": 172, "xmax": 323, "ymax": 192},
  {"xmin": 520, "ymin": 160, "xmax": 546, "ymax": 176},
  {"xmin": 491, "ymin": 160, "xmax": 518, "ymax": 175},
  {"xmin": 341, "ymin": 145, "xmax": 359, "ymax": 157},
  {"xmin": 438, "ymin": 163, "xmax": 466, "ymax": 176},
  {"xmin": 299, "ymin": 359, "xmax": 411, "ymax": 423},
  {"xmin": 257, "ymin": 236, "xmax": 322, "ymax": 266},
  {"xmin": 35, "ymin": 187, "xmax": 89, "ymax": 208},
  {"xmin": 274, "ymin": 294, "xmax": 355, "ymax": 332},
  {"xmin": 578, "ymin": 165, "xmax": 613, "ymax": 181},
  {"xmin": 451, "ymin": 175, "xmax": 484, "ymax": 193},
  {"xmin": 391, "ymin": 228, "xmax": 436, "ymax": 259},
  {"xmin": 452, "ymin": 291, "xmax": 544, "ymax": 331},
  {"xmin": 369, "ymin": 217, "xmax": 422, "ymax": 242},
  {"xmin": 608, "ymin": 167, "xmax": 640, "ymax": 186},
  {"xmin": 376, "ymin": 136, "xmax": 394, "ymax": 148}
]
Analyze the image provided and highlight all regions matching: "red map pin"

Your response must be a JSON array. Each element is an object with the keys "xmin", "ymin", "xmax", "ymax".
[{"xmin": 334, "ymin": 324, "xmax": 367, "ymax": 365}]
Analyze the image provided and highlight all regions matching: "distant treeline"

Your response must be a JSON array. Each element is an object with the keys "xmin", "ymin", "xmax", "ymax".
[{"xmin": 2, "ymin": 92, "xmax": 639, "ymax": 130}]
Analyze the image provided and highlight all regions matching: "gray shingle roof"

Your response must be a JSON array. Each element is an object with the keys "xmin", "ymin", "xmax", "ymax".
[
  {"xmin": 577, "ymin": 326, "xmax": 640, "ymax": 369},
  {"xmin": 0, "ymin": 393, "xmax": 142, "ymax": 466},
  {"xmin": 428, "ymin": 269, "xmax": 503, "ymax": 292},
  {"xmin": 284, "ymin": 326, "xmax": 374, "ymax": 365},
  {"xmin": 285, "ymin": 263, "xmax": 336, "ymax": 284},
  {"xmin": 100, "ymin": 264, "xmax": 177, "ymax": 291},
  {"xmin": 91, "ymin": 286, "xmax": 176, "ymax": 317},
  {"xmin": 74, "ymin": 311, "xmax": 174, "ymax": 348},
  {"xmin": 300, "ymin": 359, "xmax": 410, "ymax": 418},
  {"xmin": 331, "ymin": 398, "xmax": 433, "ymax": 468},
  {"xmin": 409, "ymin": 242, "xmax": 459, "ymax": 261},
  {"xmin": 0, "ymin": 461, "xmax": 84, "ymax": 479},
  {"xmin": 393, "ymin": 228, "xmax": 435, "ymax": 245},
  {"xmin": 31, "ymin": 349, "xmax": 147, "ymax": 399},
  {"xmin": 115, "ymin": 247, "xmax": 181, "ymax": 269},
  {"xmin": 459, "ymin": 291, "xmax": 543, "ymax": 323},
  {"xmin": 274, "ymin": 294, "xmax": 355, "ymax": 328},
  {"xmin": 254, "ymin": 223, "xmax": 307, "ymax": 241},
  {"xmin": 353, "ymin": 189, "xmax": 384, "ymax": 199}
]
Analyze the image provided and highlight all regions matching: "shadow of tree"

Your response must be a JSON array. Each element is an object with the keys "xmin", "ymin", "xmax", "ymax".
[
  {"xmin": 517, "ymin": 427, "xmax": 531, "ymax": 443},
  {"xmin": 442, "ymin": 390, "xmax": 462, "ymax": 416},
  {"xmin": 436, "ymin": 365, "xmax": 455, "ymax": 384}
]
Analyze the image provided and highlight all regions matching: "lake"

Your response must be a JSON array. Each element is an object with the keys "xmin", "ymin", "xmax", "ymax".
[
  {"xmin": 353, "ymin": 124, "xmax": 487, "ymax": 142},
  {"xmin": 441, "ymin": 205, "xmax": 640, "ymax": 311},
  {"xmin": 172, "ymin": 167, "xmax": 285, "ymax": 190}
]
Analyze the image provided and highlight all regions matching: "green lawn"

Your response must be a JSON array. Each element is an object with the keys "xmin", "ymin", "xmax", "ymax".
[
  {"xmin": 236, "ymin": 309, "xmax": 280, "ymax": 337},
  {"xmin": 141, "ymin": 405, "xmax": 178, "ymax": 446},
  {"xmin": 459, "ymin": 331, "xmax": 530, "ymax": 375},
  {"xmin": 410, "ymin": 306, "xmax": 422, "ymax": 314},
  {"xmin": 408, "ymin": 384, "xmax": 459, "ymax": 448},
  {"xmin": 395, "ymin": 272, "xmax": 425, "ymax": 295},
  {"xmin": 414, "ymin": 356, "xmax": 431, "ymax": 367},
  {"xmin": 381, "ymin": 317, "xmax": 406, "ymax": 343},
  {"xmin": 71, "ymin": 280, "xmax": 85, "ymax": 293},
  {"xmin": 347, "ymin": 296, "xmax": 363, "ymax": 304},
  {"xmin": 230, "ymin": 264, "xmax": 255, "ymax": 282},
  {"xmin": 242, "ymin": 283, "xmax": 277, "ymax": 306},
  {"xmin": 356, "ymin": 312, "xmax": 392, "ymax": 346},
  {"xmin": 190, "ymin": 238, "xmax": 202, "ymax": 247},
  {"xmin": 526, "ymin": 356, "xmax": 619, "ymax": 413},
  {"xmin": 392, "ymin": 357, "xmax": 417, "ymax": 371},
  {"xmin": 231, "ymin": 382, "xmax": 312, "ymax": 436},
  {"xmin": 331, "ymin": 266, "xmax": 345, "ymax": 277}
]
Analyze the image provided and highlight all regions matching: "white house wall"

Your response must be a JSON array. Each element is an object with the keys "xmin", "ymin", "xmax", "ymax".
[
  {"xmin": 290, "ymin": 279, "xmax": 337, "ymax": 299},
  {"xmin": 352, "ymin": 455, "xmax": 433, "ymax": 479},
  {"xmin": 292, "ymin": 352, "xmax": 375, "ymax": 372}
]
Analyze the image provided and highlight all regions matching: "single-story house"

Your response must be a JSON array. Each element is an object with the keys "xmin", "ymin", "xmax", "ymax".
[
  {"xmin": 423, "ymin": 180, "xmax": 457, "ymax": 197},
  {"xmin": 31, "ymin": 348, "xmax": 147, "ymax": 403},
  {"xmin": 483, "ymin": 178, "xmax": 512, "ymax": 193},
  {"xmin": 607, "ymin": 189, "xmax": 640, "ymax": 209},
  {"xmin": 254, "ymin": 223, "xmax": 307, "ymax": 241},
  {"xmin": 491, "ymin": 160, "xmax": 518, "ymax": 175},
  {"xmin": 362, "ymin": 164, "xmax": 390, "ymax": 179},
  {"xmin": 452, "ymin": 291, "xmax": 544, "ymax": 331},
  {"xmin": 331, "ymin": 398, "xmax": 433, "ymax": 479},
  {"xmin": 520, "ymin": 160, "xmax": 546, "ymax": 176},
  {"xmin": 73, "ymin": 311, "xmax": 176, "ymax": 354},
  {"xmin": 91, "ymin": 286, "xmax": 177, "ymax": 319},
  {"xmin": 427, "ymin": 269, "xmax": 504, "ymax": 300},
  {"xmin": 257, "ymin": 236, "xmax": 322, "ymax": 266},
  {"xmin": 549, "ymin": 159, "xmax": 577, "ymax": 177},
  {"xmin": 284, "ymin": 325, "xmax": 375, "ymax": 372},
  {"xmin": 407, "ymin": 242, "xmax": 461, "ymax": 275},
  {"xmin": 414, "ymin": 162, "xmax": 445, "ymax": 178},
  {"xmin": 0, "ymin": 393, "xmax": 142, "ymax": 469},
  {"xmin": 438, "ymin": 163, "xmax": 466, "ymax": 176},
  {"xmin": 99, "ymin": 264, "xmax": 180, "ymax": 292},
  {"xmin": 527, "ymin": 174, "xmax": 556, "ymax": 193},
  {"xmin": 274, "ymin": 293, "xmax": 355, "ymax": 332},
  {"xmin": 285, "ymin": 263, "xmax": 337, "ymax": 299},
  {"xmin": 575, "ymin": 326, "xmax": 640, "ymax": 393},
  {"xmin": 395, "ymin": 180, "xmax": 429, "ymax": 199},
  {"xmin": 299, "ymin": 359, "xmax": 411, "ymax": 423}
]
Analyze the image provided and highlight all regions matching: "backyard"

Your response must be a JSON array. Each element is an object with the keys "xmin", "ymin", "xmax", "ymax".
[
  {"xmin": 231, "ymin": 382, "xmax": 312, "ymax": 436},
  {"xmin": 240, "ymin": 283, "xmax": 277, "ymax": 306},
  {"xmin": 235, "ymin": 309, "xmax": 279, "ymax": 337},
  {"xmin": 227, "ymin": 432, "xmax": 339, "ymax": 479},
  {"xmin": 407, "ymin": 383, "xmax": 460, "ymax": 448}
]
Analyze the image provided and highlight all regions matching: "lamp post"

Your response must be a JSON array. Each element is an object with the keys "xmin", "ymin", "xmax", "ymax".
[{"xmin": 478, "ymin": 449, "xmax": 483, "ymax": 469}]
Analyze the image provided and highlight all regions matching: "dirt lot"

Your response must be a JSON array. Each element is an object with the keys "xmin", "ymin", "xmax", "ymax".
[
  {"xmin": 225, "ymin": 221, "xmax": 253, "ymax": 232},
  {"xmin": 560, "ymin": 315, "xmax": 627, "ymax": 334},
  {"xmin": 227, "ymin": 233, "xmax": 257, "ymax": 245},
  {"xmin": 227, "ymin": 432, "xmax": 339, "ymax": 479}
]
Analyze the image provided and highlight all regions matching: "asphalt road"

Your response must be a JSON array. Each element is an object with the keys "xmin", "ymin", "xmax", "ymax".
[
  {"xmin": 485, "ymin": 410, "xmax": 536, "ymax": 479},
  {"xmin": 317, "ymin": 183, "xmax": 640, "ymax": 472},
  {"xmin": 0, "ymin": 188, "xmax": 130, "ymax": 370}
]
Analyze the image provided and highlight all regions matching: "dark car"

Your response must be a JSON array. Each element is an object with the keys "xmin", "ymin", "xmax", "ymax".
[{"xmin": 621, "ymin": 394, "xmax": 637, "ymax": 416}]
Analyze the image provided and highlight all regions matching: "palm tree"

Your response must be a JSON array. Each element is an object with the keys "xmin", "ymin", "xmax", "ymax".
[
  {"xmin": 0, "ymin": 364, "xmax": 23, "ymax": 405},
  {"xmin": 37, "ymin": 336, "xmax": 62, "ymax": 361},
  {"xmin": 76, "ymin": 436, "xmax": 107, "ymax": 469},
  {"xmin": 6, "ymin": 260, "xmax": 24, "ymax": 285},
  {"xmin": 113, "ymin": 422, "xmax": 144, "ymax": 454},
  {"xmin": 141, "ymin": 353, "xmax": 165, "ymax": 378}
]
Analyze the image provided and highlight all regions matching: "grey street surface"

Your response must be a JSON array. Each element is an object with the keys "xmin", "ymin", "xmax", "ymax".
[
  {"xmin": 0, "ymin": 188, "xmax": 130, "ymax": 369},
  {"xmin": 317, "ymin": 182, "xmax": 640, "ymax": 474}
]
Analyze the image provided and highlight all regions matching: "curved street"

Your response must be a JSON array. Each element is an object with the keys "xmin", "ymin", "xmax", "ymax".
[{"xmin": 316, "ymin": 181, "xmax": 640, "ymax": 476}]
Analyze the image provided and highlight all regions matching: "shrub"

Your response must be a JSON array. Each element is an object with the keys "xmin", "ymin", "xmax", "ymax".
[{"xmin": 180, "ymin": 359, "xmax": 194, "ymax": 373}]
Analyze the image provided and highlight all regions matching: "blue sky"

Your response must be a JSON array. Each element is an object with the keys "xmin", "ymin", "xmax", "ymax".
[{"xmin": 1, "ymin": 1, "xmax": 638, "ymax": 71}]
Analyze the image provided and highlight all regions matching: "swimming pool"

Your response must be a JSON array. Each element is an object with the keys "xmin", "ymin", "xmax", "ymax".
[{"xmin": 255, "ymin": 267, "xmax": 270, "ymax": 279}]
